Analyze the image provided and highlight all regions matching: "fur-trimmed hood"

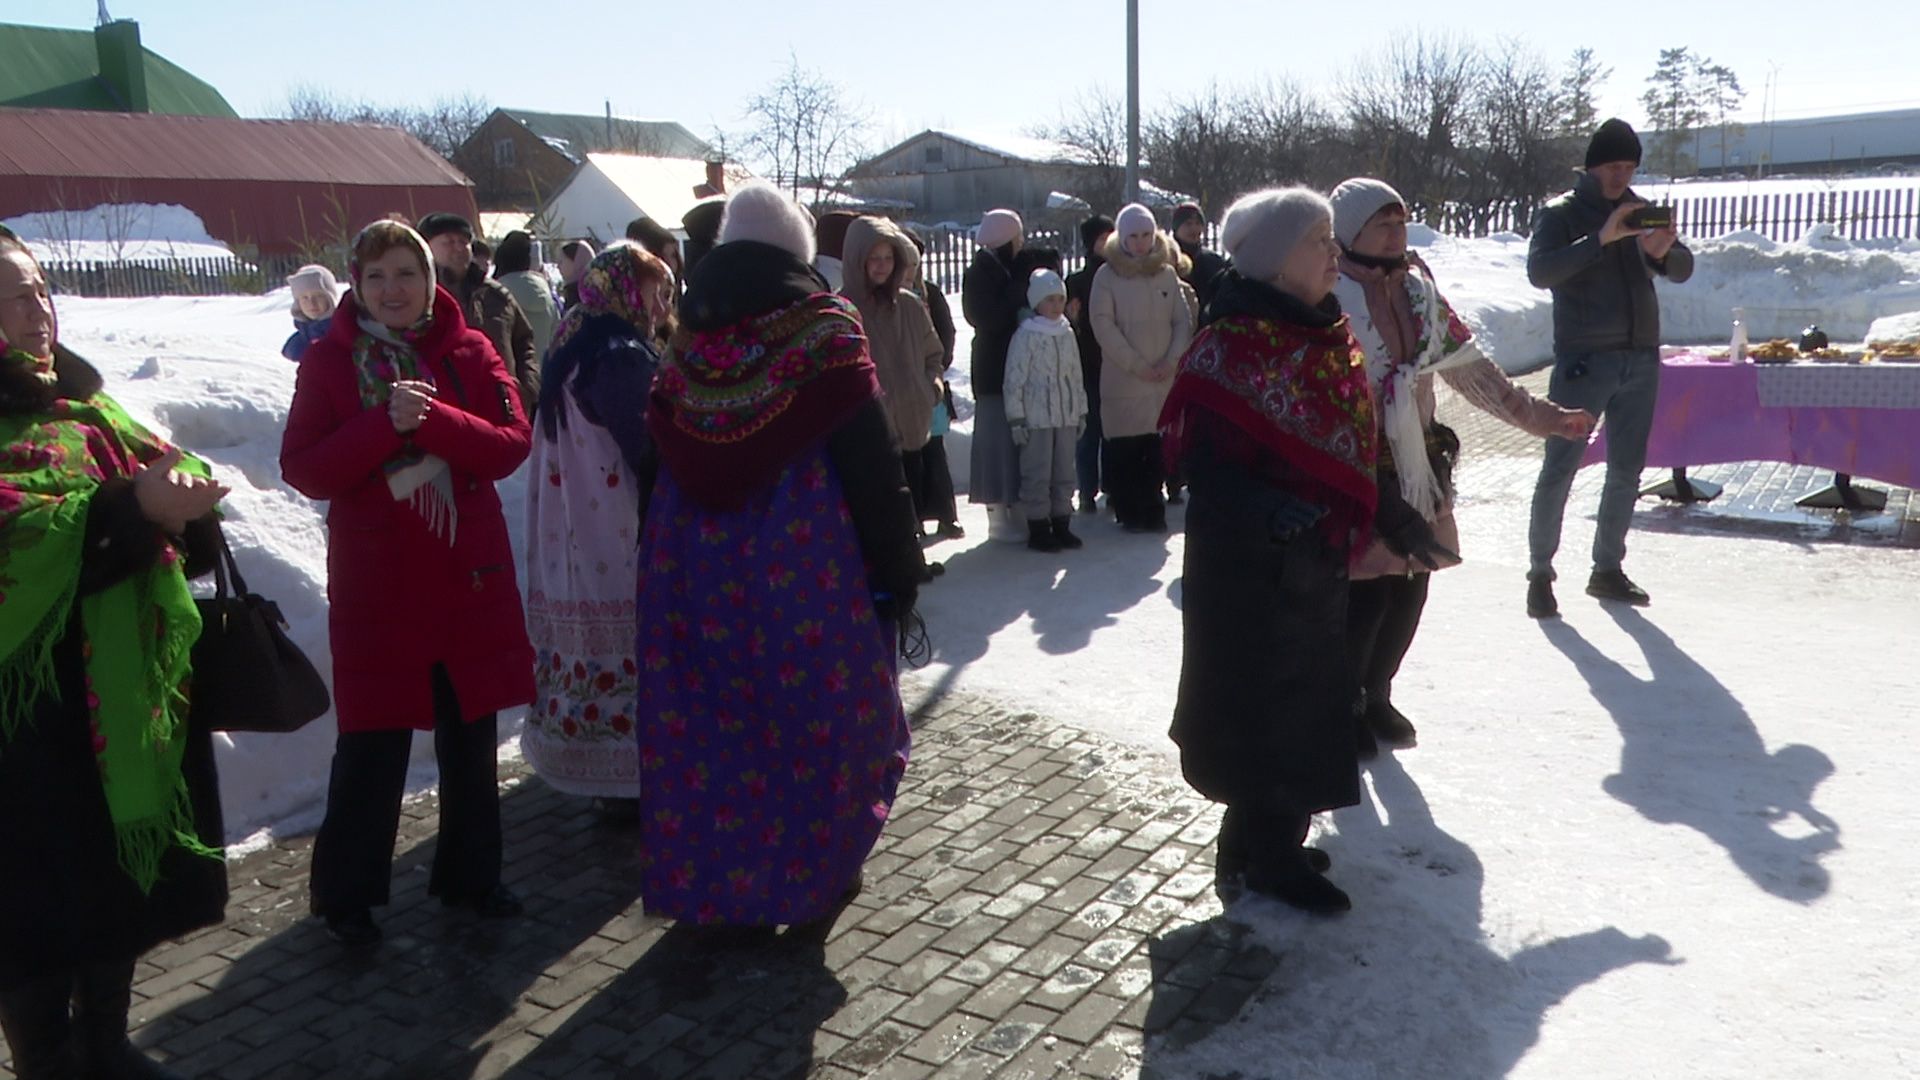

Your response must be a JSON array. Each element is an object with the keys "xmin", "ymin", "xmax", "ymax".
[
  {"xmin": 841, "ymin": 216, "xmax": 922, "ymax": 311},
  {"xmin": 1100, "ymin": 230, "xmax": 1190, "ymax": 281}
]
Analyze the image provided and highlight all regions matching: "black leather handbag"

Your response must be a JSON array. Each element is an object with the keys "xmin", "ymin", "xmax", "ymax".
[{"xmin": 190, "ymin": 528, "xmax": 331, "ymax": 733}]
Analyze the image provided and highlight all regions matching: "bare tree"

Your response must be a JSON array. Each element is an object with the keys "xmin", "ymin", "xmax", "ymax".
[
  {"xmin": 282, "ymin": 85, "xmax": 492, "ymax": 161},
  {"xmin": 738, "ymin": 54, "xmax": 871, "ymax": 199},
  {"xmin": 1339, "ymin": 32, "xmax": 1484, "ymax": 225},
  {"xmin": 1032, "ymin": 87, "xmax": 1128, "ymax": 212},
  {"xmin": 1237, "ymin": 79, "xmax": 1342, "ymax": 192},
  {"xmin": 1470, "ymin": 39, "xmax": 1565, "ymax": 232},
  {"xmin": 1143, "ymin": 83, "xmax": 1266, "ymax": 216}
]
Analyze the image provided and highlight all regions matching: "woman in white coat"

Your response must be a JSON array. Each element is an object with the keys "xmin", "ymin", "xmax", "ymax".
[{"xmin": 1091, "ymin": 203, "xmax": 1193, "ymax": 532}]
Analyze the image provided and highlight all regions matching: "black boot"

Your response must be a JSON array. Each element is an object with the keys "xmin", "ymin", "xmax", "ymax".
[
  {"xmin": 1526, "ymin": 577, "xmax": 1559, "ymax": 619},
  {"xmin": 1027, "ymin": 519, "xmax": 1063, "ymax": 553},
  {"xmin": 1218, "ymin": 806, "xmax": 1330, "ymax": 883},
  {"xmin": 0, "ymin": 974, "xmax": 78, "ymax": 1080},
  {"xmin": 1245, "ymin": 847, "xmax": 1352, "ymax": 915},
  {"xmin": 71, "ymin": 960, "xmax": 183, "ymax": 1080},
  {"xmin": 1586, "ymin": 570, "xmax": 1651, "ymax": 606},
  {"xmin": 1050, "ymin": 516, "xmax": 1084, "ymax": 550},
  {"xmin": 1365, "ymin": 697, "xmax": 1418, "ymax": 749}
]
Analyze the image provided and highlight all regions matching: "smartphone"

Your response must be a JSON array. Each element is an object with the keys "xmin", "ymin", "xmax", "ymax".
[{"xmin": 1626, "ymin": 205, "xmax": 1673, "ymax": 230}]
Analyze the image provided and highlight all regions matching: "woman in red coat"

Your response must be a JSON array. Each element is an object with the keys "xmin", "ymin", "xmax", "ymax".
[{"xmin": 280, "ymin": 220, "xmax": 536, "ymax": 947}]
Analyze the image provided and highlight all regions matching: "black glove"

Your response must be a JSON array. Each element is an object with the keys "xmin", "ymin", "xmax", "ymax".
[
  {"xmin": 1266, "ymin": 494, "xmax": 1328, "ymax": 542},
  {"xmin": 1374, "ymin": 480, "xmax": 1458, "ymax": 571}
]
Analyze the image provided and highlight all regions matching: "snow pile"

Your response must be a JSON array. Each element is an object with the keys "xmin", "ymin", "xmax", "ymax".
[
  {"xmin": 3, "ymin": 203, "xmax": 238, "ymax": 264},
  {"xmin": 54, "ymin": 293, "xmax": 526, "ymax": 853},
  {"xmin": 1865, "ymin": 308, "xmax": 1920, "ymax": 345},
  {"xmin": 1408, "ymin": 224, "xmax": 1920, "ymax": 371}
]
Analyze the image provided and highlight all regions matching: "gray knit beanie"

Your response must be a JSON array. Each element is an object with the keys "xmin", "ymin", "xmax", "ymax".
[
  {"xmin": 1218, "ymin": 187, "xmax": 1332, "ymax": 283},
  {"xmin": 1329, "ymin": 178, "xmax": 1406, "ymax": 250}
]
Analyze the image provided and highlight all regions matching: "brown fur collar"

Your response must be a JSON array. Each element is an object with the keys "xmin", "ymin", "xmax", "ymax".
[{"xmin": 1099, "ymin": 230, "xmax": 1190, "ymax": 280}]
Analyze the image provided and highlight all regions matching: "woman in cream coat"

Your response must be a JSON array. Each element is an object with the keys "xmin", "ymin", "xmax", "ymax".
[{"xmin": 1091, "ymin": 203, "xmax": 1193, "ymax": 532}]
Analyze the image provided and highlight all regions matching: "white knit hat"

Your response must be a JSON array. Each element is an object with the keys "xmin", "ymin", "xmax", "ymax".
[
  {"xmin": 1219, "ymin": 187, "xmax": 1333, "ymax": 283},
  {"xmin": 976, "ymin": 209, "xmax": 1024, "ymax": 251},
  {"xmin": 720, "ymin": 181, "xmax": 817, "ymax": 262},
  {"xmin": 1329, "ymin": 178, "xmax": 1406, "ymax": 249},
  {"xmin": 1026, "ymin": 268, "xmax": 1066, "ymax": 309},
  {"xmin": 1115, "ymin": 203, "xmax": 1157, "ymax": 240}
]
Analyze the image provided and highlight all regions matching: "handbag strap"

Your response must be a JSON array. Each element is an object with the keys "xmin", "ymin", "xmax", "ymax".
[{"xmin": 210, "ymin": 524, "xmax": 250, "ymax": 599}]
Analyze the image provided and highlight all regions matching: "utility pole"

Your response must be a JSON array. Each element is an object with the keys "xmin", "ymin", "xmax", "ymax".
[{"xmin": 1125, "ymin": 0, "xmax": 1140, "ymax": 204}]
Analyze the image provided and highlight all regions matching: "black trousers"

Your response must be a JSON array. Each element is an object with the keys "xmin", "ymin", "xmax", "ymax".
[
  {"xmin": 309, "ymin": 665, "xmax": 502, "ymax": 913},
  {"xmin": 1346, "ymin": 573, "xmax": 1432, "ymax": 704},
  {"xmin": 904, "ymin": 441, "xmax": 958, "ymax": 528},
  {"xmin": 1102, "ymin": 434, "xmax": 1166, "ymax": 527}
]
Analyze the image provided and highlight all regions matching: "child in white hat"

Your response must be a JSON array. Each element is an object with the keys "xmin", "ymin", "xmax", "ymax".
[
  {"xmin": 281, "ymin": 263, "xmax": 340, "ymax": 361},
  {"xmin": 1004, "ymin": 268, "xmax": 1090, "ymax": 552}
]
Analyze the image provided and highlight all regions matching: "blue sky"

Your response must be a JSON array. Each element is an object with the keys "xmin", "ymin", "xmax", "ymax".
[{"xmin": 19, "ymin": 0, "xmax": 1920, "ymax": 153}]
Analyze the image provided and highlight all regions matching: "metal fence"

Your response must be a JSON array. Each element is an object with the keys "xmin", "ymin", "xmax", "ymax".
[{"xmin": 40, "ymin": 253, "xmax": 329, "ymax": 299}]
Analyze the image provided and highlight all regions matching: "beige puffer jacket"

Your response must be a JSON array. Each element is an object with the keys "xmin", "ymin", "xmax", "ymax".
[
  {"xmin": 842, "ymin": 217, "xmax": 946, "ymax": 450},
  {"xmin": 1090, "ymin": 232, "xmax": 1194, "ymax": 437}
]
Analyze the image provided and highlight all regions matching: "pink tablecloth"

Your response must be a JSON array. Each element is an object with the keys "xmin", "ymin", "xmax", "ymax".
[{"xmin": 1582, "ymin": 354, "xmax": 1920, "ymax": 489}]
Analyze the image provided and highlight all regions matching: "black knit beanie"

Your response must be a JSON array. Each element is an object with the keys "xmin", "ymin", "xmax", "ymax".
[
  {"xmin": 1078, "ymin": 214, "xmax": 1115, "ymax": 253},
  {"xmin": 1585, "ymin": 118, "xmax": 1642, "ymax": 169},
  {"xmin": 417, "ymin": 211, "xmax": 474, "ymax": 241}
]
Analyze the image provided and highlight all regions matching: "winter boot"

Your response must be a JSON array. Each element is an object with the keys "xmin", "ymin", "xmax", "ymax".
[
  {"xmin": 1586, "ymin": 570, "xmax": 1651, "ymax": 606},
  {"xmin": 71, "ymin": 960, "xmax": 184, "ymax": 1080},
  {"xmin": 0, "ymin": 975, "xmax": 78, "ymax": 1080},
  {"xmin": 1365, "ymin": 697, "xmax": 1418, "ymax": 749},
  {"xmin": 1050, "ymin": 516, "xmax": 1084, "ymax": 550},
  {"xmin": 1217, "ymin": 807, "xmax": 1329, "ymax": 885},
  {"xmin": 1526, "ymin": 578, "xmax": 1559, "ymax": 619},
  {"xmin": 1245, "ymin": 847, "xmax": 1351, "ymax": 915},
  {"xmin": 1027, "ymin": 520, "xmax": 1063, "ymax": 553}
]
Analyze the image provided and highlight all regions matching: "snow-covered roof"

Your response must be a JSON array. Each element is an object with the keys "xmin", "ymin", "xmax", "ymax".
[
  {"xmin": 539, "ymin": 154, "xmax": 750, "ymax": 242},
  {"xmin": 936, "ymin": 129, "xmax": 1081, "ymax": 165}
]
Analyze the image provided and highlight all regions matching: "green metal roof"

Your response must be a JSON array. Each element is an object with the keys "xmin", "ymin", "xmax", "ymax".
[{"xmin": 0, "ymin": 22, "xmax": 237, "ymax": 118}]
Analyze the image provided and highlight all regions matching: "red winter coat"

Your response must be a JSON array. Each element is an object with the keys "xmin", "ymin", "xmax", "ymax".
[{"xmin": 281, "ymin": 286, "xmax": 536, "ymax": 732}]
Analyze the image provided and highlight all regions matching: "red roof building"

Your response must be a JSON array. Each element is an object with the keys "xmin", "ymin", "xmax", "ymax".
[{"xmin": 0, "ymin": 107, "xmax": 479, "ymax": 256}]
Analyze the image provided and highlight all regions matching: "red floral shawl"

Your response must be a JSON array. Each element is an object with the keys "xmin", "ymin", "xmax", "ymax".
[
  {"xmin": 648, "ymin": 293, "xmax": 881, "ymax": 510},
  {"xmin": 1160, "ymin": 313, "xmax": 1379, "ymax": 534}
]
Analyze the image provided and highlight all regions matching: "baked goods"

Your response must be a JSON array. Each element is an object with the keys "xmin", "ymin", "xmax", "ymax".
[{"xmin": 1750, "ymin": 338, "xmax": 1799, "ymax": 361}]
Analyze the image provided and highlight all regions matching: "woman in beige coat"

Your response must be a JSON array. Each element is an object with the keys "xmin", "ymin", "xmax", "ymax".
[
  {"xmin": 1091, "ymin": 203, "xmax": 1193, "ymax": 532},
  {"xmin": 842, "ymin": 216, "xmax": 946, "ymax": 530}
]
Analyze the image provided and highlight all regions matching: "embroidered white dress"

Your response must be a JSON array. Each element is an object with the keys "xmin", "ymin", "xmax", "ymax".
[{"xmin": 521, "ymin": 379, "xmax": 643, "ymax": 796}]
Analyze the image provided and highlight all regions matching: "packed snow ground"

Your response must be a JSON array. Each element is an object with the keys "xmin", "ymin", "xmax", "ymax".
[{"xmin": 47, "ymin": 222, "xmax": 1920, "ymax": 1077}]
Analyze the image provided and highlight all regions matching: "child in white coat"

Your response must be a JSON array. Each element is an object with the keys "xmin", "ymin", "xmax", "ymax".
[{"xmin": 1005, "ymin": 269, "xmax": 1090, "ymax": 552}]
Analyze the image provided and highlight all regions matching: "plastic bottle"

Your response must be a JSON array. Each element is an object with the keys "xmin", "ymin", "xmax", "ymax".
[{"xmin": 1730, "ymin": 307, "xmax": 1749, "ymax": 362}]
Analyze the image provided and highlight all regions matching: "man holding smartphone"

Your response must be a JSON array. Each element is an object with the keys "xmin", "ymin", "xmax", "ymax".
[{"xmin": 1523, "ymin": 118, "xmax": 1693, "ymax": 618}]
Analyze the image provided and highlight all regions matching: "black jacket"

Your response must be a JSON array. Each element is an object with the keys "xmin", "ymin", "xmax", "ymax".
[
  {"xmin": 445, "ymin": 265, "xmax": 540, "ymax": 407},
  {"xmin": 962, "ymin": 245, "xmax": 1062, "ymax": 395},
  {"xmin": 1177, "ymin": 240, "xmax": 1230, "ymax": 316},
  {"xmin": 1064, "ymin": 253, "xmax": 1105, "ymax": 396},
  {"xmin": 1527, "ymin": 172, "xmax": 1694, "ymax": 353},
  {"xmin": 0, "ymin": 350, "xmax": 227, "ymax": 986}
]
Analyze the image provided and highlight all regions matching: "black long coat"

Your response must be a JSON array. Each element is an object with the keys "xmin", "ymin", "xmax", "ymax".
[
  {"xmin": 0, "ymin": 352, "xmax": 227, "ymax": 988},
  {"xmin": 1170, "ymin": 444, "xmax": 1361, "ymax": 818}
]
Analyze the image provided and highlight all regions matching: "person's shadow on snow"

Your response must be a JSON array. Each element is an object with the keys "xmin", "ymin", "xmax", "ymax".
[
  {"xmin": 912, "ymin": 527, "xmax": 1173, "ymax": 707},
  {"xmin": 1139, "ymin": 754, "xmax": 1675, "ymax": 1079},
  {"xmin": 1541, "ymin": 607, "xmax": 1840, "ymax": 902}
]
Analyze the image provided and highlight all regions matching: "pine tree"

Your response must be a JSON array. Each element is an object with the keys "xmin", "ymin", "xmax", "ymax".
[{"xmin": 1559, "ymin": 48, "xmax": 1612, "ymax": 138}]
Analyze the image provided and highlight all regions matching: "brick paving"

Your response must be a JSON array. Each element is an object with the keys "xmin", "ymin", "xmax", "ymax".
[{"xmin": 6, "ymin": 365, "xmax": 1912, "ymax": 1080}]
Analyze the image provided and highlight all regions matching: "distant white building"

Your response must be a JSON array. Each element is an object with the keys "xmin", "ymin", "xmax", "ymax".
[
  {"xmin": 1658, "ymin": 108, "xmax": 1920, "ymax": 177},
  {"xmin": 536, "ymin": 154, "xmax": 750, "ymax": 243}
]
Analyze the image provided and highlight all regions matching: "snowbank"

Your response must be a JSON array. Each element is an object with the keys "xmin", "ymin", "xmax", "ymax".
[
  {"xmin": 1865, "ymin": 308, "xmax": 1920, "ymax": 345},
  {"xmin": 4, "ymin": 203, "xmax": 238, "ymax": 264},
  {"xmin": 54, "ymin": 295, "xmax": 525, "ymax": 854},
  {"xmin": 1410, "ymin": 225, "xmax": 1920, "ymax": 371}
]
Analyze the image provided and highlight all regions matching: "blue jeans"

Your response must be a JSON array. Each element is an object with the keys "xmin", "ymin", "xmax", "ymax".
[
  {"xmin": 1528, "ymin": 347, "xmax": 1660, "ymax": 581},
  {"xmin": 1076, "ymin": 384, "xmax": 1104, "ymax": 502}
]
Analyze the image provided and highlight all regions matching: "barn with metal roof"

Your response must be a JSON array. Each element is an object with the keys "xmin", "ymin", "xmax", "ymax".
[{"xmin": 0, "ymin": 107, "xmax": 480, "ymax": 256}]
